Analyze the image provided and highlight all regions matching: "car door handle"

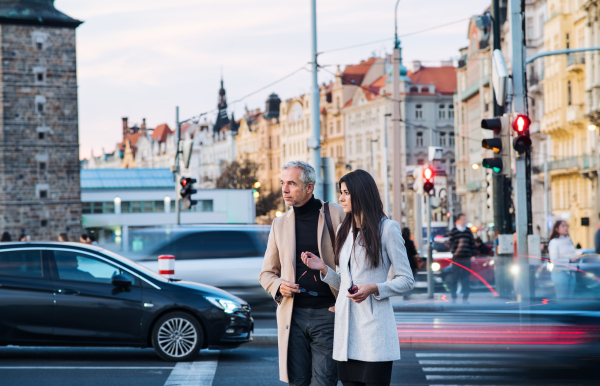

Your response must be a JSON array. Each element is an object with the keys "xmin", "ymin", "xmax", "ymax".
[{"xmin": 57, "ymin": 289, "xmax": 80, "ymax": 295}]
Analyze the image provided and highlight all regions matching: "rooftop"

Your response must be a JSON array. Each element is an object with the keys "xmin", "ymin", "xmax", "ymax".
[
  {"xmin": 407, "ymin": 66, "xmax": 457, "ymax": 95},
  {"xmin": 81, "ymin": 169, "xmax": 175, "ymax": 190},
  {"xmin": 0, "ymin": 0, "xmax": 82, "ymax": 28}
]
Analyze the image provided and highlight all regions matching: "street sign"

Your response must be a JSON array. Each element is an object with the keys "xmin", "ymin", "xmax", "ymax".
[{"xmin": 492, "ymin": 49, "xmax": 508, "ymax": 106}]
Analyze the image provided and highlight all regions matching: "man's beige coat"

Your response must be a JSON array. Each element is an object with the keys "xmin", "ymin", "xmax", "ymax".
[{"xmin": 259, "ymin": 200, "xmax": 345, "ymax": 383}]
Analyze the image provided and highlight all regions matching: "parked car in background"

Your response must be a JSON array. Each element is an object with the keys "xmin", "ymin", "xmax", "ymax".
[
  {"xmin": 107, "ymin": 226, "xmax": 272, "ymax": 306},
  {"xmin": 0, "ymin": 242, "xmax": 253, "ymax": 361}
]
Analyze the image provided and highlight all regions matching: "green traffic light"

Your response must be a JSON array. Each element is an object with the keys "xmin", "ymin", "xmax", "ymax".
[{"xmin": 482, "ymin": 158, "xmax": 503, "ymax": 173}]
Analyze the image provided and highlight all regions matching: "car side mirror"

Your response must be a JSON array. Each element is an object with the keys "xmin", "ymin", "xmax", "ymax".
[{"xmin": 112, "ymin": 274, "xmax": 132, "ymax": 288}]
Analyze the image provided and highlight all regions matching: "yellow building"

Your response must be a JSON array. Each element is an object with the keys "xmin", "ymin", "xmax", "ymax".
[
  {"xmin": 234, "ymin": 94, "xmax": 282, "ymax": 194},
  {"xmin": 543, "ymin": 0, "xmax": 597, "ymax": 247}
]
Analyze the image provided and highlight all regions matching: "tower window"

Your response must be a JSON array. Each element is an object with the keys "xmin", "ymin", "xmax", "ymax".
[
  {"xmin": 37, "ymin": 103, "xmax": 44, "ymax": 113},
  {"xmin": 37, "ymin": 73, "xmax": 44, "ymax": 82},
  {"xmin": 36, "ymin": 42, "xmax": 43, "ymax": 50},
  {"xmin": 38, "ymin": 132, "xmax": 45, "ymax": 140},
  {"xmin": 39, "ymin": 190, "xmax": 48, "ymax": 199},
  {"xmin": 39, "ymin": 162, "xmax": 46, "ymax": 171}
]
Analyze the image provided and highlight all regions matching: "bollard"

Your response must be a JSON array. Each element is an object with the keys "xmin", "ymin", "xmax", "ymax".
[{"xmin": 158, "ymin": 254, "xmax": 175, "ymax": 279}]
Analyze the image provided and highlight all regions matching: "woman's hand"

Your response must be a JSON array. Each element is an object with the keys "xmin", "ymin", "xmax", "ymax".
[
  {"xmin": 347, "ymin": 283, "xmax": 379, "ymax": 303},
  {"xmin": 301, "ymin": 252, "xmax": 327, "ymax": 276}
]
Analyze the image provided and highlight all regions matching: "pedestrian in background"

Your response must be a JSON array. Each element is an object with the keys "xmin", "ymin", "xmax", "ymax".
[
  {"xmin": 1, "ymin": 232, "xmax": 11, "ymax": 242},
  {"xmin": 548, "ymin": 220, "xmax": 577, "ymax": 299},
  {"xmin": 302, "ymin": 169, "xmax": 414, "ymax": 386},
  {"xmin": 80, "ymin": 234, "xmax": 89, "ymax": 244},
  {"xmin": 448, "ymin": 213, "xmax": 476, "ymax": 303},
  {"xmin": 18, "ymin": 234, "xmax": 27, "ymax": 242},
  {"xmin": 474, "ymin": 237, "xmax": 491, "ymax": 256},
  {"xmin": 259, "ymin": 160, "xmax": 345, "ymax": 386},
  {"xmin": 88, "ymin": 235, "xmax": 98, "ymax": 246},
  {"xmin": 401, "ymin": 227, "xmax": 419, "ymax": 300},
  {"xmin": 59, "ymin": 233, "xmax": 69, "ymax": 242}
]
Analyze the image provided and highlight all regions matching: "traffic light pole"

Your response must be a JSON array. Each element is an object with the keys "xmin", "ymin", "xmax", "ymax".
[
  {"xmin": 426, "ymin": 192, "xmax": 434, "ymax": 298},
  {"xmin": 510, "ymin": 0, "xmax": 531, "ymax": 302},
  {"xmin": 175, "ymin": 106, "xmax": 181, "ymax": 226}
]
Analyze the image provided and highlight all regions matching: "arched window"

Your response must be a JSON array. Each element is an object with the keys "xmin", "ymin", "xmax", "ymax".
[
  {"xmin": 421, "ymin": 87, "xmax": 429, "ymax": 93},
  {"xmin": 410, "ymin": 86, "xmax": 419, "ymax": 92}
]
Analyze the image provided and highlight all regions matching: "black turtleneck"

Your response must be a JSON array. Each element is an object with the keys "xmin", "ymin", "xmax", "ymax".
[{"xmin": 293, "ymin": 195, "xmax": 336, "ymax": 309}]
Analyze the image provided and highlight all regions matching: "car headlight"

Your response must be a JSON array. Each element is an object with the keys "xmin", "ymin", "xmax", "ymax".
[
  {"xmin": 431, "ymin": 262, "xmax": 441, "ymax": 272},
  {"xmin": 510, "ymin": 264, "xmax": 520, "ymax": 275},
  {"xmin": 205, "ymin": 297, "xmax": 241, "ymax": 314}
]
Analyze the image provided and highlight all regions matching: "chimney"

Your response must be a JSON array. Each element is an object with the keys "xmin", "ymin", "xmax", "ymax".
[
  {"xmin": 412, "ymin": 61, "xmax": 422, "ymax": 72},
  {"xmin": 140, "ymin": 118, "xmax": 147, "ymax": 136},
  {"xmin": 122, "ymin": 117, "xmax": 129, "ymax": 140}
]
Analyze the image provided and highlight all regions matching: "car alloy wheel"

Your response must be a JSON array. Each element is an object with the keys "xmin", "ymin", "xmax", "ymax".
[{"xmin": 152, "ymin": 312, "xmax": 203, "ymax": 361}]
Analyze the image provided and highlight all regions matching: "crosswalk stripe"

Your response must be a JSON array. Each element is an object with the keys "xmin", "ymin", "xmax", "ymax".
[
  {"xmin": 164, "ymin": 350, "xmax": 219, "ymax": 386},
  {"xmin": 426, "ymin": 375, "xmax": 519, "ymax": 381},
  {"xmin": 422, "ymin": 367, "xmax": 522, "ymax": 372},
  {"xmin": 419, "ymin": 360, "xmax": 516, "ymax": 365},
  {"xmin": 416, "ymin": 352, "xmax": 530, "ymax": 358}
]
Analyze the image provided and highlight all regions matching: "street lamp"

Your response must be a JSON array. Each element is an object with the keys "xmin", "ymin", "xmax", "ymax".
[
  {"xmin": 253, "ymin": 181, "xmax": 261, "ymax": 189},
  {"xmin": 472, "ymin": 163, "xmax": 479, "ymax": 169}
]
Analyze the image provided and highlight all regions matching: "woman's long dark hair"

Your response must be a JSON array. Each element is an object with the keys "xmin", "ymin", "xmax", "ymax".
[
  {"xmin": 334, "ymin": 169, "xmax": 387, "ymax": 268},
  {"xmin": 549, "ymin": 220, "xmax": 568, "ymax": 241}
]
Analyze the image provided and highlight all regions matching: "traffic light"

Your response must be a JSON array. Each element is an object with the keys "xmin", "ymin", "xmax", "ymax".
[
  {"xmin": 423, "ymin": 165, "xmax": 434, "ymax": 195},
  {"xmin": 481, "ymin": 115, "xmax": 510, "ymax": 175},
  {"xmin": 412, "ymin": 166, "xmax": 424, "ymax": 195},
  {"xmin": 180, "ymin": 177, "xmax": 197, "ymax": 210},
  {"xmin": 512, "ymin": 114, "xmax": 532, "ymax": 153}
]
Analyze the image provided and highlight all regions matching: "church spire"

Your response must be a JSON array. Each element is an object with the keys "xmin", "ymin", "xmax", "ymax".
[{"xmin": 214, "ymin": 75, "xmax": 230, "ymax": 133}]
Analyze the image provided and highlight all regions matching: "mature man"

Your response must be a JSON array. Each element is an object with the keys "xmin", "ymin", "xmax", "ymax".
[
  {"xmin": 448, "ymin": 213, "xmax": 476, "ymax": 302},
  {"xmin": 259, "ymin": 161, "xmax": 345, "ymax": 386}
]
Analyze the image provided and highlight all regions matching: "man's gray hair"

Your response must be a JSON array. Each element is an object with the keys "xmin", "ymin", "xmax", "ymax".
[{"xmin": 282, "ymin": 160, "xmax": 316, "ymax": 188}]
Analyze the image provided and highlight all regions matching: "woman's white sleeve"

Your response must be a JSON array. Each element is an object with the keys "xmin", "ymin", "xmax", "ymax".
[
  {"xmin": 375, "ymin": 221, "xmax": 415, "ymax": 300},
  {"xmin": 321, "ymin": 265, "xmax": 341, "ymax": 290}
]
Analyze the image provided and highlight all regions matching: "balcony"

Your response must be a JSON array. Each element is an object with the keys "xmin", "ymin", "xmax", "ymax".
[
  {"xmin": 566, "ymin": 104, "xmax": 585, "ymax": 125},
  {"xmin": 546, "ymin": 155, "xmax": 597, "ymax": 175},
  {"xmin": 566, "ymin": 53, "xmax": 585, "ymax": 73}
]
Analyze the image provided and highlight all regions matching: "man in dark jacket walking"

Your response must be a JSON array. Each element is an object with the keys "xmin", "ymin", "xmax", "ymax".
[{"xmin": 448, "ymin": 213, "xmax": 476, "ymax": 302}]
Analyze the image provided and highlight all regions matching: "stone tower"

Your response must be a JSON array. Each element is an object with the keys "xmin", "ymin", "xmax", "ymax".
[{"xmin": 0, "ymin": 1, "xmax": 83, "ymax": 241}]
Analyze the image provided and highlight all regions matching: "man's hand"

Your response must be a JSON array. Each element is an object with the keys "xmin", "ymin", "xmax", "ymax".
[
  {"xmin": 347, "ymin": 283, "xmax": 379, "ymax": 304},
  {"xmin": 279, "ymin": 281, "xmax": 300, "ymax": 298}
]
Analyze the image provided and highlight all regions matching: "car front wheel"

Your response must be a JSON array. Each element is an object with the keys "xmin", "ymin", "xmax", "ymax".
[{"xmin": 152, "ymin": 312, "xmax": 204, "ymax": 361}]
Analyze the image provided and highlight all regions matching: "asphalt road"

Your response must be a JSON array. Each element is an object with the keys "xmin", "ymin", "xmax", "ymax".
[{"xmin": 1, "ymin": 344, "xmax": 598, "ymax": 386}]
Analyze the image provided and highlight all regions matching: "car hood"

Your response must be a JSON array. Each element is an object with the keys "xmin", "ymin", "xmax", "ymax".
[{"xmin": 168, "ymin": 280, "xmax": 247, "ymax": 304}]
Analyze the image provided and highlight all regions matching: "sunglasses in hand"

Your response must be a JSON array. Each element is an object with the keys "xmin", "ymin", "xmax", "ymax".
[
  {"xmin": 298, "ymin": 270, "xmax": 319, "ymax": 297},
  {"xmin": 348, "ymin": 285, "xmax": 358, "ymax": 295}
]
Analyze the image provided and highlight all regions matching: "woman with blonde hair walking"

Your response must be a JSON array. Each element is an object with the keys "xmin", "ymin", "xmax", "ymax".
[{"xmin": 301, "ymin": 169, "xmax": 414, "ymax": 386}]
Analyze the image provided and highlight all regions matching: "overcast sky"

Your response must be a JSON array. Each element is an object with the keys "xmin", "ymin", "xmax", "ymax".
[{"xmin": 56, "ymin": 0, "xmax": 488, "ymax": 159}]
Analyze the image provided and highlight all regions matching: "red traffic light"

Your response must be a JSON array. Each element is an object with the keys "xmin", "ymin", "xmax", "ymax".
[
  {"xmin": 423, "ymin": 166, "xmax": 433, "ymax": 181},
  {"xmin": 512, "ymin": 115, "xmax": 531, "ymax": 133},
  {"xmin": 182, "ymin": 179, "xmax": 188, "ymax": 187}
]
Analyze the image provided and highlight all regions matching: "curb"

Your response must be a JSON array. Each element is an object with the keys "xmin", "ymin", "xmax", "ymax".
[{"xmin": 248, "ymin": 329, "xmax": 277, "ymax": 347}]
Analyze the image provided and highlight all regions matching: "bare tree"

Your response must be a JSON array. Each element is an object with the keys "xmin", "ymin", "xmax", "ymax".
[{"xmin": 215, "ymin": 159, "xmax": 260, "ymax": 189}]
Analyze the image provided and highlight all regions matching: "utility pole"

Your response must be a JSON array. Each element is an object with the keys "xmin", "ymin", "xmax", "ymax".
[
  {"xmin": 509, "ymin": 0, "xmax": 531, "ymax": 301},
  {"xmin": 175, "ymin": 106, "xmax": 181, "ymax": 226},
  {"xmin": 392, "ymin": 0, "xmax": 404, "ymax": 225},
  {"xmin": 384, "ymin": 113, "xmax": 392, "ymax": 216},
  {"xmin": 309, "ymin": 0, "xmax": 323, "ymax": 200}
]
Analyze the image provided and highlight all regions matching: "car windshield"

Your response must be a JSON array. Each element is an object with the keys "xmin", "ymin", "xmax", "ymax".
[
  {"xmin": 432, "ymin": 240, "xmax": 449, "ymax": 252},
  {"xmin": 99, "ymin": 248, "xmax": 169, "ymax": 283}
]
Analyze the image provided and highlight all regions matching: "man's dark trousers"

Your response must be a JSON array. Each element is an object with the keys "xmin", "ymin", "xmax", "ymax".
[
  {"xmin": 450, "ymin": 260, "xmax": 471, "ymax": 299},
  {"xmin": 287, "ymin": 307, "xmax": 337, "ymax": 386}
]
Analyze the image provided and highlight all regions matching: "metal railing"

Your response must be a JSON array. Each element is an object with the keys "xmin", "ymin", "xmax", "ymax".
[
  {"xmin": 545, "ymin": 155, "xmax": 597, "ymax": 171},
  {"xmin": 566, "ymin": 53, "xmax": 586, "ymax": 67}
]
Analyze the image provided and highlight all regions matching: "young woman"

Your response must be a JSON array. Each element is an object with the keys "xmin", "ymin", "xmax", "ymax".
[
  {"xmin": 301, "ymin": 169, "xmax": 414, "ymax": 386},
  {"xmin": 548, "ymin": 220, "xmax": 577, "ymax": 299}
]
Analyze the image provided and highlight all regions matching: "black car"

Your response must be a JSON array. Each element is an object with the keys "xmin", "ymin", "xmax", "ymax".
[{"xmin": 0, "ymin": 242, "xmax": 253, "ymax": 361}]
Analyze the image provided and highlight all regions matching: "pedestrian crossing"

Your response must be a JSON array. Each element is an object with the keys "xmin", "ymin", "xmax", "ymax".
[{"xmin": 414, "ymin": 351, "xmax": 547, "ymax": 385}]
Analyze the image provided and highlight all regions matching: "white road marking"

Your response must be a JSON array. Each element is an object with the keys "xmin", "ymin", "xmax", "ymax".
[
  {"xmin": 422, "ymin": 367, "xmax": 523, "ymax": 372},
  {"xmin": 419, "ymin": 360, "xmax": 516, "ymax": 365},
  {"xmin": 426, "ymin": 375, "xmax": 519, "ymax": 381},
  {"xmin": 261, "ymin": 357, "xmax": 279, "ymax": 363},
  {"xmin": 0, "ymin": 367, "xmax": 173, "ymax": 370},
  {"xmin": 164, "ymin": 350, "xmax": 219, "ymax": 386},
  {"xmin": 416, "ymin": 352, "xmax": 530, "ymax": 358}
]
